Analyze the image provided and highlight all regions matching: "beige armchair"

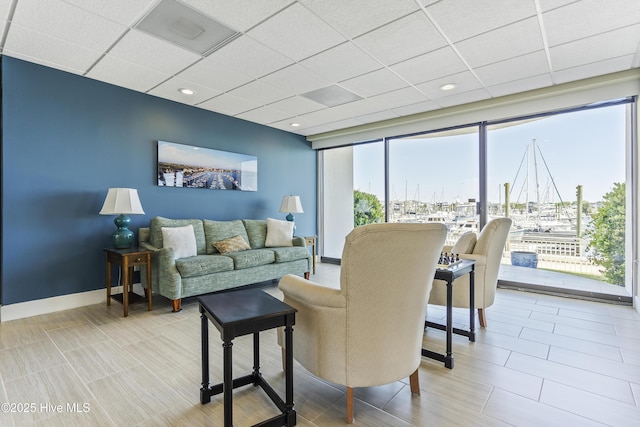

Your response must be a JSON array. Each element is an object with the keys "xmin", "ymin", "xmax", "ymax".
[
  {"xmin": 428, "ymin": 217, "xmax": 512, "ymax": 327},
  {"xmin": 278, "ymin": 223, "xmax": 447, "ymax": 423}
]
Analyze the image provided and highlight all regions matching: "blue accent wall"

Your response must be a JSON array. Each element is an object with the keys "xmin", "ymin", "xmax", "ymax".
[{"xmin": 1, "ymin": 56, "xmax": 316, "ymax": 306}]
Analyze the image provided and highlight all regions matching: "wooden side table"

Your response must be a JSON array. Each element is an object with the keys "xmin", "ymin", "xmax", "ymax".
[
  {"xmin": 199, "ymin": 289, "xmax": 297, "ymax": 426},
  {"xmin": 104, "ymin": 247, "xmax": 152, "ymax": 317},
  {"xmin": 304, "ymin": 235, "xmax": 317, "ymax": 274}
]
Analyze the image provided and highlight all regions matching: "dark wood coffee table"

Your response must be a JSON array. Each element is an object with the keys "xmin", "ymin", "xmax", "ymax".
[{"xmin": 198, "ymin": 288, "xmax": 297, "ymax": 427}]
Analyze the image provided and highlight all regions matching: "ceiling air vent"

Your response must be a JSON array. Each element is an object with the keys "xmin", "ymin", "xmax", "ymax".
[
  {"xmin": 135, "ymin": 0, "xmax": 240, "ymax": 56},
  {"xmin": 301, "ymin": 85, "xmax": 363, "ymax": 107}
]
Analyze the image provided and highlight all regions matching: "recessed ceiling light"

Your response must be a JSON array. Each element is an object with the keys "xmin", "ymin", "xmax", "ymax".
[
  {"xmin": 290, "ymin": 123, "xmax": 300, "ymax": 127},
  {"xmin": 179, "ymin": 88, "xmax": 195, "ymax": 95},
  {"xmin": 440, "ymin": 83, "xmax": 457, "ymax": 91}
]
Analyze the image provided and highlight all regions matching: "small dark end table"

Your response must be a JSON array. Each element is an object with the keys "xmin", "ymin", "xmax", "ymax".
[
  {"xmin": 422, "ymin": 259, "xmax": 476, "ymax": 369},
  {"xmin": 104, "ymin": 247, "xmax": 152, "ymax": 317},
  {"xmin": 198, "ymin": 288, "xmax": 297, "ymax": 427}
]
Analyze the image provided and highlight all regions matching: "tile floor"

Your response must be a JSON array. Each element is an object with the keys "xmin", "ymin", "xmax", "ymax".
[{"xmin": 0, "ymin": 263, "xmax": 639, "ymax": 426}]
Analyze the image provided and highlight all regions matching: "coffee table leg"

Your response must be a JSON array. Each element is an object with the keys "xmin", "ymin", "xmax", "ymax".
[
  {"xmin": 445, "ymin": 279, "xmax": 454, "ymax": 369},
  {"xmin": 223, "ymin": 339, "xmax": 233, "ymax": 427},
  {"xmin": 200, "ymin": 307, "xmax": 211, "ymax": 404}
]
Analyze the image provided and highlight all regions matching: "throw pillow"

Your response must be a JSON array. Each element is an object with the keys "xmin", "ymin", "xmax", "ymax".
[
  {"xmin": 161, "ymin": 225, "xmax": 197, "ymax": 259},
  {"xmin": 451, "ymin": 231, "xmax": 477, "ymax": 255},
  {"xmin": 265, "ymin": 218, "xmax": 294, "ymax": 247},
  {"xmin": 212, "ymin": 235, "xmax": 251, "ymax": 254}
]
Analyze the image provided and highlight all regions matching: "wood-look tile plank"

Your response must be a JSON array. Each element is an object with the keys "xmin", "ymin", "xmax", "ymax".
[
  {"xmin": 530, "ymin": 311, "xmax": 617, "ymax": 334},
  {"xmin": 4, "ymin": 364, "xmax": 94, "ymax": 425},
  {"xmin": 540, "ymin": 380, "xmax": 640, "ymax": 426},
  {"xmin": 0, "ymin": 339, "xmax": 67, "ymax": 381},
  {"xmin": 485, "ymin": 311, "xmax": 555, "ymax": 332},
  {"xmin": 505, "ymin": 352, "xmax": 635, "ymax": 404},
  {"xmin": 519, "ymin": 328, "xmax": 623, "ymax": 361},
  {"xmin": 45, "ymin": 322, "xmax": 110, "ymax": 352},
  {"xmin": 64, "ymin": 340, "xmax": 138, "ymax": 383},
  {"xmin": 553, "ymin": 324, "xmax": 640, "ymax": 352},
  {"xmin": 548, "ymin": 346, "xmax": 640, "ymax": 384},
  {"xmin": 478, "ymin": 329, "xmax": 550, "ymax": 359},
  {"xmin": 484, "ymin": 387, "xmax": 606, "ymax": 427}
]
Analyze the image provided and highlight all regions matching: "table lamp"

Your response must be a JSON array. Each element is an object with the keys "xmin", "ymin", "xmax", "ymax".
[
  {"xmin": 99, "ymin": 188, "xmax": 145, "ymax": 249},
  {"xmin": 279, "ymin": 195, "xmax": 303, "ymax": 233}
]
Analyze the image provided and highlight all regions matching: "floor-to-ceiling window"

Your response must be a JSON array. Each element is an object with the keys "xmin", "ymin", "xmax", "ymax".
[
  {"xmin": 319, "ymin": 97, "xmax": 635, "ymax": 301},
  {"xmin": 388, "ymin": 127, "xmax": 479, "ymax": 246},
  {"xmin": 487, "ymin": 102, "xmax": 631, "ymax": 297}
]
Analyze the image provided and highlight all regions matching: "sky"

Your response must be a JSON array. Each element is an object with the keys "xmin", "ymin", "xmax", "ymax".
[
  {"xmin": 158, "ymin": 140, "xmax": 257, "ymax": 172},
  {"xmin": 354, "ymin": 103, "xmax": 627, "ymax": 205}
]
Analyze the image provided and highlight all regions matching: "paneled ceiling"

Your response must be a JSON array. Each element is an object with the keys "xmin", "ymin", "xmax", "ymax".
[{"xmin": 1, "ymin": 0, "xmax": 639, "ymax": 138}]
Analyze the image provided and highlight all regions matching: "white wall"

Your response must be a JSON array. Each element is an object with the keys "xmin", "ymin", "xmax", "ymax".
[{"xmin": 320, "ymin": 147, "xmax": 354, "ymax": 259}]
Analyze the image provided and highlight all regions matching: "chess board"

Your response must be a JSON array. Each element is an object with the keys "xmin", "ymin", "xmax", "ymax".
[{"xmin": 437, "ymin": 259, "xmax": 463, "ymax": 269}]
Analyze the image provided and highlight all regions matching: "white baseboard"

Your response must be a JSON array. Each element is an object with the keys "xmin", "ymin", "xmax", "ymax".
[{"xmin": 0, "ymin": 285, "xmax": 130, "ymax": 322}]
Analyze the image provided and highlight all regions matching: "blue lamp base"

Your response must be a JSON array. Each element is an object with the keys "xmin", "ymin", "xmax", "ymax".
[
  {"xmin": 285, "ymin": 213, "xmax": 296, "ymax": 235},
  {"xmin": 112, "ymin": 214, "xmax": 134, "ymax": 249}
]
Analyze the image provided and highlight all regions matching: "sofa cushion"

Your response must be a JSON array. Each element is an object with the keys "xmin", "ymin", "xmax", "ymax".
[
  {"xmin": 204, "ymin": 219, "xmax": 251, "ymax": 254},
  {"xmin": 175, "ymin": 255, "xmax": 234, "ymax": 278},
  {"xmin": 242, "ymin": 219, "xmax": 268, "ymax": 249},
  {"xmin": 271, "ymin": 246, "xmax": 310, "ymax": 263},
  {"xmin": 162, "ymin": 225, "xmax": 197, "ymax": 259},
  {"xmin": 150, "ymin": 217, "xmax": 206, "ymax": 255},
  {"xmin": 265, "ymin": 218, "xmax": 294, "ymax": 247},
  {"xmin": 212, "ymin": 235, "xmax": 251, "ymax": 254},
  {"xmin": 226, "ymin": 249, "xmax": 275, "ymax": 270}
]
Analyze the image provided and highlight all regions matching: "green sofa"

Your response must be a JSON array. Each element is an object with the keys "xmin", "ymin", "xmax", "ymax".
[{"xmin": 139, "ymin": 217, "xmax": 311, "ymax": 311}]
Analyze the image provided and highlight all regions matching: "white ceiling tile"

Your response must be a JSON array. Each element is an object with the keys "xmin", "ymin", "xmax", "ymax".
[
  {"xmin": 209, "ymin": 35, "xmax": 293, "ymax": 80},
  {"xmin": 236, "ymin": 106, "xmax": 293, "ymax": 124},
  {"xmin": 0, "ymin": 2, "xmax": 12, "ymax": 20},
  {"xmin": 269, "ymin": 115, "xmax": 325, "ymax": 131},
  {"xmin": 455, "ymin": 17, "xmax": 544, "ymax": 68},
  {"xmin": 355, "ymin": 110, "xmax": 401, "ymax": 124},
  {"xmin": 62, "ymin": 0, "xmax": 156, "ymax": 26},
  {"xmin": 299, "ymin": 0, "xmax": 419, "ymax": 38},
  {"xmin": 302, "ymin": 118, "xmax": 365, "ymax": 135},
  {"xmin": 13, "ymin": 0, "xmax": 126, "ymax": 51},
  {"xmin": 543, "ymin": 0, "xmax": 640, "ymax": 47},
  {"xmin": 354, "ymin": 11, "xmax": 447, "ymax": 66},
  {"xmin": 390, "ymin": 47, "xmax": 467, "ymax": 85},
  {"xmin": 329, "ymin": 99, "xmax": 388, "ymax": 118},
  {"xmin": 248, "ymin": 3, "xmax": 346, "ymax": 61},
  {"xmin": 474, "ymin": 50, "xmax": 550, "ymax": 87},
  {"xmin": 486, "ymin": 74, "xmax": 554, "ymax": 98},
  {"xmin": 266, "ymin": 96, "xmax": 325, "ymax": 116},
  {"xmin": 4, "ymin": 24, "xmax": 101, "ymax": 74},
  {"xmin": 391, "ymin": 100, "xmax": 439, "ymax": 117},
  {"xmin": 415, "ymin": 71, "xmax": 483, "ymax": 99},
  {"xmin": 148, "ymin": 77, "xmax": 222, "ymax": 105},
  {"xmin": 108, "ymin": 29, "xmax": 201, "ymax": 75},
  {"xmin": 177, "ymin": 54, "xmax": 254, "ymax": 92},
  {"xmin": 260, "ymin": 64, "xmax": 331, "ymax": 95},
  {"xmin": 339, "ymin": 69, "xmax": 409, "ymax": 98},
  {"xmin": 87, "ymin": 55, "xmax": 169, "ymax": 92},
  {"xmin": 199, "ymin": 93, "xmax": 262, "ymax": 116},
  {"xmin": 550, "ymin": 25, "xmax": 640, "ymax": 71},
  {"xmin": 554, "ymin": 55, "xmax": 636, "ymax": 85},
  {"xmin": 435, "ymin": 88, "xmax": 492, "ymax": 108},
  {"xmin": 181, "ymin": 0, "xmax": 294, "ymax": 31},
  {"xmin": 425, "ymin": 0, "xmax": 537, "ymax": 43},
  {"xmin": 301, "ymin": 42, "xmax": 381, "ymax": 82},
  {"xmin": 538, "ymin": 0, "xmax": 575, "ymax": 12},
  {"xmin": 368, "ymin": 87, "xmax": 430, "ymax": 109},
  {"xmin": 296, "ymin": 105, "xmax": 353, "ymax": 126},
  {"xmin": 227, "ymin": 79, "xmax": 292, "ymax": 105}
]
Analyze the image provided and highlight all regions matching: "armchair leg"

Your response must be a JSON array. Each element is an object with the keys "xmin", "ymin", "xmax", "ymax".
[
  {"xmin": 171, "ymin": 299, "xmax": 182, "ymax": 312},
  {"xmin": 304, "ymin": 271, "xmax": 310, "ymax": 280},
  {"xmin": 409, "ymin": 369, "xmax": 420, "ymax": 395},
  {"xmin": 346, "ymin": 387, "xmax": 354, "ymax": 424},
  {"xmin": 478, "ymin": 308, "xmax": 487, "ymax": 328}
]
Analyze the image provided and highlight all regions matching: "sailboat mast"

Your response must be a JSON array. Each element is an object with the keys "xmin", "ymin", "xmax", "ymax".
[{"xmin": 533, "ymin": 139, "xmax": 541, "ymax": 225}]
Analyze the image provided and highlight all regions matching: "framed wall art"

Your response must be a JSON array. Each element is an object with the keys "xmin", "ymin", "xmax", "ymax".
[{"xmin": 157, "ymin": 141, "xmax": 257, "ymax": 191}]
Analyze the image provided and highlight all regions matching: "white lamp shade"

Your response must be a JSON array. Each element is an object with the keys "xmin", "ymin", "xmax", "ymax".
[
  {"xmin": 279, "ymin": 195, "xmax": 303, "ymax": 214},
  {"xmin": 99, "ymin": 188, "xmax": 145, "ymax": 215}
]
